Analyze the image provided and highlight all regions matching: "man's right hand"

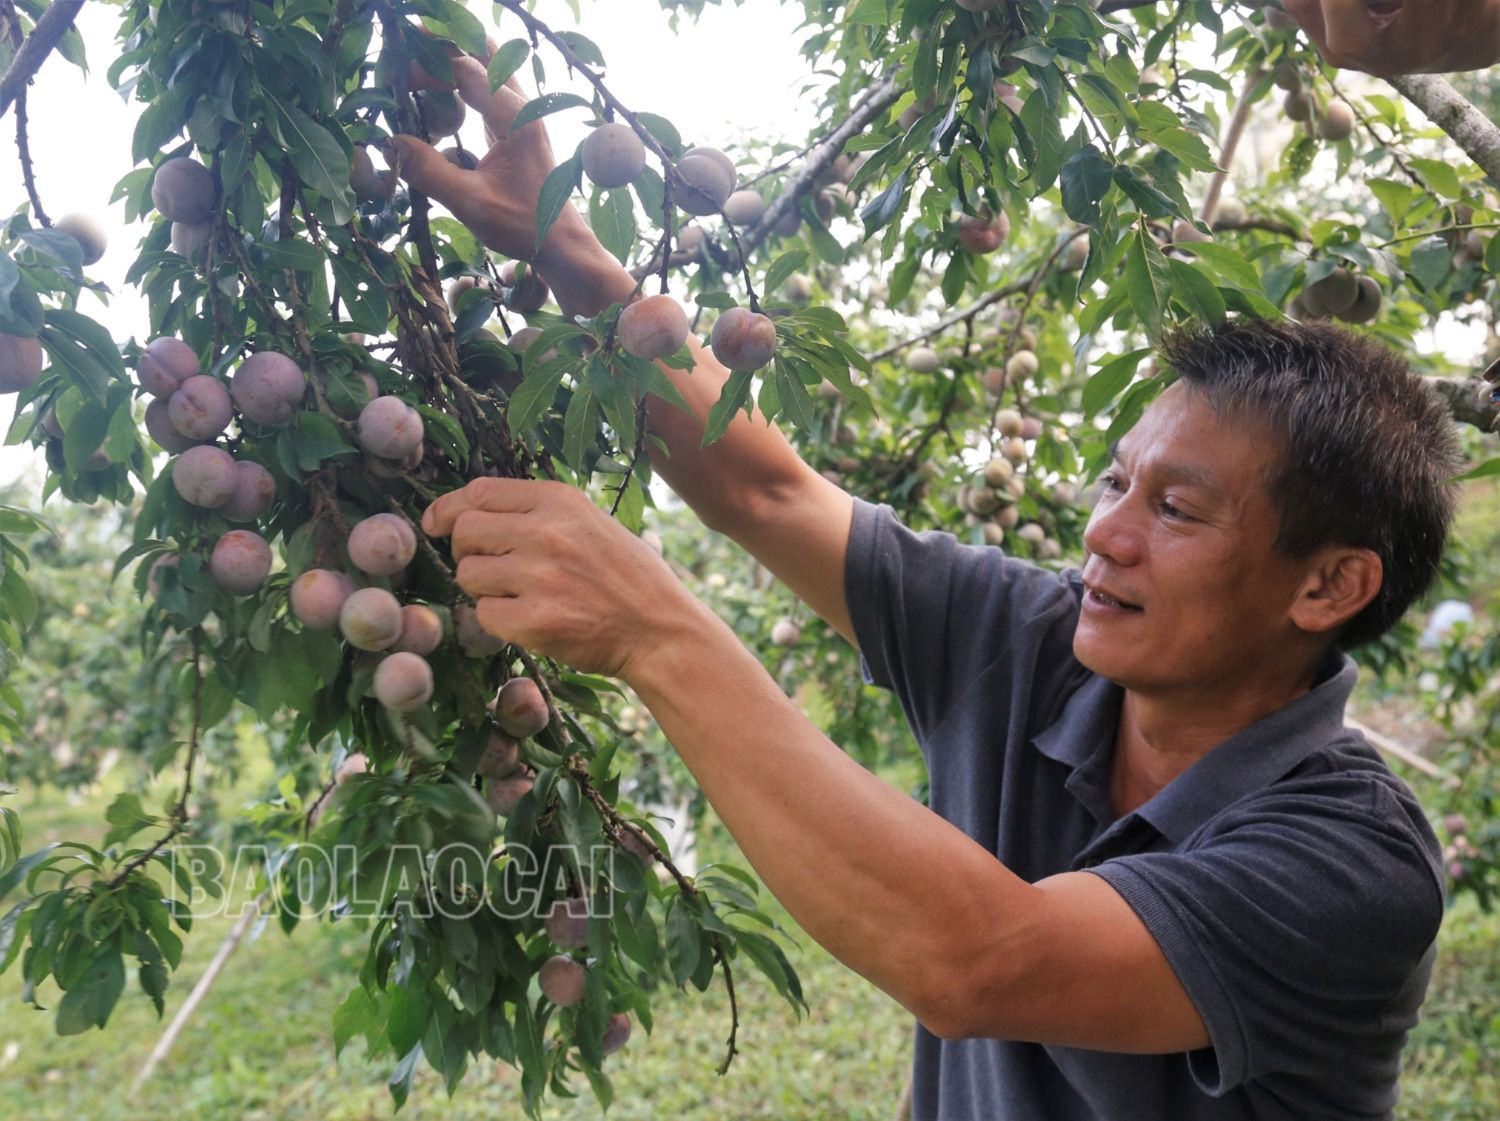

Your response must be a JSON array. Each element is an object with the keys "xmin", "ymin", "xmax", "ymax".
[{"xmin": 1280, "ymin": 0, "xmax": 1500, "ymax": 77}]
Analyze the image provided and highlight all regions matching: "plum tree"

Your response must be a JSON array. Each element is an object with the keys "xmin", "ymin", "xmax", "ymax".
[
  {"xmin": 617, "ymin": 294, "xmax": 689, "ymax": 360},
  {"xmin": 710, "ymin": 307, "xmax": 776, "ymax": 371},
  {"xmin": 347, "ymin": 513, "xmax": 417, "ymax": 577},
  {"xmin": 582, "ymin": 122, "xmax": 646, "ymax": 188}
]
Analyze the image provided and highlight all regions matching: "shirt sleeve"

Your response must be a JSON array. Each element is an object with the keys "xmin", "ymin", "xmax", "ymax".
[
  {"xmin": 1084, "ymin": 776, "xmax": 1445, "ymax": 1097},
  {"xmin": 843, "ymin": 498, "xmax": 1084, "ymax": 739}
]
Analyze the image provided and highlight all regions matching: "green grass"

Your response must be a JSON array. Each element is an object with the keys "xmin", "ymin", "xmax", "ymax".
[{"xmin": 1, "ymin": 776, "xmax": 1495, "ymax": 1120}]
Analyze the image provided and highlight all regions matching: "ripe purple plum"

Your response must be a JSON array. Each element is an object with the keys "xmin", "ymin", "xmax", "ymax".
[
  {"xmin": 168, "ymin": 375, "xmax": 233, "ymax": 440},
  {"xmin": 373, "ymin": 651, "xmax": 434, "ymax": 712},
  {"xmin": 1020, "ymin": 417, "xmax": 1043, "ymax": 441},
  {"xmin": 0, "ymin": 334, "xmax": 44, "ymax": 394},
  {"xmin": 618, "ymin": 295, "xmax": 689, "ymax": 361},
  {"xmin": 172, "ymin": 445, "xmax": 238, "ymax": 508},
  {"xmin": 137, "ymin": 337, "xmax": 200, "ymax": 397},
  {"xmin": 455, "ymin": 602, "xmax": 505, "ymax": 657},
  {"xmin": 151, "ymin": 156, "xmax": 216, "ymax": 223},
  {"xmin": 710, "ymin": 307, "xmax": 776, "ymax": 372},
  {"xmin": 358, "ymin": 395, "xmax": 425, "ymax": 460},
  {"xmin": 54, "ymin": 214, "xmax": 107, "ymax": 265},
  {"xmin": 477, "ymin": 730, "xmax": 521, "ymax": 779},
  {"xmin": 339, "ymin": 586, "xmax": 404, "ymax": 651},
  {"xmin": 602, "ymin": 1012, "xmax": 632, "ymax": 1056},
  {"xmin": 347, "ymin": 512, "xmax": 417, "ymax": 577},
  {"xmin": 231, "ymin": 351, "xmax": 305, "ymax": 426},
  {"xmin": 394, "ymin": 604, "xmax": 443, "ymax": 655},
  {"xmin": 499, "ymin": 261, "xmax": 549, "ymax": 313},
  {"xmin": 546, "ymin": 898, "xmax": 590, "ymax": 948},
  {"xmin": 582, "ymin": 122, "xmax": 646, "ymax": 188},
  {"xmin": 494, "ymin": 677, "xmax": 549, "ymax": 738},
  {"xmin": 485, "ymin": 770, "xmax": 533, "ymax": 817},
  {"xmin": 723, "ymin": 189, "xmax": 765, "ymax": 226},
  {"xmin": 538, "ymin": 955, "xmax": 586, "ymax": 1007},
  {"xmin": 170, "ymin": 220, "xmax": 213, "ymax": 262},
  {"xmin": 957, "ymin": 211, "xmax": 1010, "ymax": 254},
  {"xmin": 674, "ymin": 148, "xmax": 735, "ymax": 216},
  {"xmin": 221, "ymin": 460, "xmax": 276, "ymax": 522},
  {"xmin": 291, "ymin": 568, "xmax": 354, "ymax": 631},
  {"xmin": 210, "ymin": 530, "xmax": 273, "ymax": 595}
]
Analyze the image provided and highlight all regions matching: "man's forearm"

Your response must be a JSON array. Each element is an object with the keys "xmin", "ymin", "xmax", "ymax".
[
  {"xmin": 531, "ymin": 214, "xmax": 811, "ymax": 532},
  {"xmin": 621, "ymin": 599, "xmax": 1043, "ymax": 1029}
]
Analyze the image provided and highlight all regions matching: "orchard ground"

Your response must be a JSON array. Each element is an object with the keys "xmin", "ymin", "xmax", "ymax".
[{"xmin": 0, "ymin": 728, "xmax": 1496, "ymax": 1120}]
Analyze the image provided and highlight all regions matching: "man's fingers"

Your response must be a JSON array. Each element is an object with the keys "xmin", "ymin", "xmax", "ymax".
[
  {"xmin": 385, "ymin": 134, "xmax": 472, "ymax": 212},
  {"xmin": 451, "ymin": 508, "xmax": 525, "ymax": 562},
  {"xmin": 455, "ymin": 554, "xmax": 519, "ymax": 599},
  {"xmin": 422, "ymin": 477, "xmax": 543, "ymax": 536}
]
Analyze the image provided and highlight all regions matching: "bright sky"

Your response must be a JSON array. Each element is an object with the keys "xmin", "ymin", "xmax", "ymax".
[{"xmin": 0, "ymin": 0, "xmax": 817, "ymax": 495}]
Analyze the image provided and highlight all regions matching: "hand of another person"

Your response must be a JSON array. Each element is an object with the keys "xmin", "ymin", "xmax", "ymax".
[{"xmin": 1280, "ymin": 0, "xmax": 1500, "ymax": 77}]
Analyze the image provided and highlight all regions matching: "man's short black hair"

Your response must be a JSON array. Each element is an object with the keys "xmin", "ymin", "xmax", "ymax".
[{"xmin": 1159, "ymin": 318, "xmax": 1463, "ymax": 649}]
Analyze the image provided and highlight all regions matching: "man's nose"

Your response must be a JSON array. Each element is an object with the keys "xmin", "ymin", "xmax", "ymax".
[{"xmin": 1082, "ymin": 492, "xmax": 1143, "ymax": 567}]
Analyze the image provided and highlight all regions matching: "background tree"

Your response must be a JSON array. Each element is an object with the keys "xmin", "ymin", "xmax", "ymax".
[{"xmin": 0, "ymin": 0, "xmax": 1497, "ymax": 1114}]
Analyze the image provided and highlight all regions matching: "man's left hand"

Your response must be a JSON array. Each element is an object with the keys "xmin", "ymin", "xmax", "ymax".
[{"xmin": 421, "ymin": 478, "xmax": 698, "ymax": 679}]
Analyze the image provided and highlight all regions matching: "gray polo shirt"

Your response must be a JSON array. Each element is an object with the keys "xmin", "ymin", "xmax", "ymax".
[{"xmin": 845, "ymin": 499, "xmax": 1445, "ymax": 1121}]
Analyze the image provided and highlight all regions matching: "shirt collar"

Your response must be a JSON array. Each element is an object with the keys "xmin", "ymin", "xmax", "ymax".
[{"xmin": 1032, "ymin": 654, "xmax": 1359, "ymax": 844}]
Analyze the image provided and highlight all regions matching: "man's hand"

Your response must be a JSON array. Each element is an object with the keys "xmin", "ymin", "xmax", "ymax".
[
  {"xmin": 421, "ymin": 478, "xmax": 705, "ymax": 679},
  {"xmin": 1281, "ymin": 0, "xmax": 1500, "ymax": 76}
]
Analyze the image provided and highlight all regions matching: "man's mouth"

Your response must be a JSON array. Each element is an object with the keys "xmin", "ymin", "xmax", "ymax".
[{"xmin": 1085, "ymin": 585, "xmax": 1143, "ymax": 612}]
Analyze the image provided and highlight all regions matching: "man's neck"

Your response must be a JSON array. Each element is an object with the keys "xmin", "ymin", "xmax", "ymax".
[{"xmin": 1109, "ymin": 674, "xmax": 1319, "ymax": 817}]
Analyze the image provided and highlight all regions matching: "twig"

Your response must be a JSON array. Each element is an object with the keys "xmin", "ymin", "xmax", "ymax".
[
  {"xmin": 14, "ymin": 88, "xmax": 47, "ymax": 226},
  {"xmin": 712, "ymin": 938, "xmax": 740, "ymax": 1075},
  {"xmin": 867, "ymin": 276, "xmax": 1034, "ymax": 362},
  {"xmin": 0, "ymin": 0, "xmax": 83, "ymax": 120},
  {"xmin": 1200, "ymin": 67, "xmax": 1261, "ymax": 228}
]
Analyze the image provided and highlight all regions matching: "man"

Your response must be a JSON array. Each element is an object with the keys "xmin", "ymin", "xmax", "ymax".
[
  {"xmin": 1280, "ymin": 0, "xmax": 1500, "ymax": 76},
  {"xmin": 391, "ymin": 53, "xmax": 1460, "ymax": 1120}
]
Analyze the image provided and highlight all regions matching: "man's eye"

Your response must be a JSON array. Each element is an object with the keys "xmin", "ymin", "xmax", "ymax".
[{"xmin": 1160, "ymin": 501, "xmax": 1190, "ymax": 521}]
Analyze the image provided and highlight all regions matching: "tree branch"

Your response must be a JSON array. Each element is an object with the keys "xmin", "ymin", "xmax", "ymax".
[
  {"xmin": 1427, "ymin": 375, "xmax": 1499, "ymax": 433},
  {"xmin": 0, "ymin": 0, "xmax": 83, "ymax": 120},
  {"xmin": 1389, "ymin": 75, "xmax": 1500, "ymax": 186}
]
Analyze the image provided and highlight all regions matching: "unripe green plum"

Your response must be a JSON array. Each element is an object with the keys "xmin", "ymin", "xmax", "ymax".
[
  {"xmin": 545, "ymin": 898, "xmax": 590, "ymax": 948},
  {"xmin": 674, "ymin": 148, "xmax": 735, "ymax": 216},
  {"xmin": 906, "ymin": 346, "xmax": 941, "ymax": 374},
  {"xmin": 957, "ymin": 211, "xmax": 1010, "ymax": 254},
  {"xmin": 1171, "ymin": 219, "xmax": 1209, "ymax": 244},
  {"xmin": 170, "ymin": 220, "xmax": 213, "ymax": 262},
  {"xmin": 138, "ymin": 337, "xmax": 200, "ymax": 397},
  {"xmin": 499, "ymin": 261, "xmax": 549, "ymax": 313},
  {"xmin": 1005, "ymin": 350, "xmax": 1038, "ymax": 381},
  {"xmin": 1318, "ymin": 99, "xmax": 1354, "ymax": 141},
  {"xmin": 710, "ymin": 307, "xmax": 776, "ymax": 372},
  {"xmin": 1215, "ymin": 197, "xmax": 1248, "ymax": 227},
  {"xmin": 394, "ymin": 604, "xmax": 444, "ymax": 655},
  {"xmin": 172, "ymin": 445, "xmax": 238, "ymax": 508},
  {"xmin": 618, "ymin": 295, "xmax": 689, "ymax": 360},
  {"xmin": 415, "ymin": 90, "xmax": 466, "ymax": 138},
  {"xmin": 168, "ymin": 375, "xmax": 233, "ymax": 440},
  {"xmin": 723, "ymin": 189, "xmax": 765, "ymax": 226},
  {"xmin": 0, "ymin": 333, "xmax": 44, "ymax": 394},
  {"xmin": 348, "ymin": 512, "xmax": 417, "ymax": 576},
  {"xmin": 771, "ymin": 618, "xmax": 801, "ymax": 646},
  {"xmin": 495, "ymin": 676, "xmax": 549, "ymax": 738},
  {"xmin": 373, "ymin": 651, "xmax": 434, "ymax": 712},
  {"xmin": 485, "ymin": 770, "xmax": 534, "ymax": 816},
  {"xmin": 582, "ymin": 122, "xmax": 646, "ymax": 187},
  {"xmin": 1283, "ymin": 90, "xmax": 1312, "ymax": 122},
  {"xmin": 210, "ymin": 530, "xmax": 272, "ymax": 595},
  {"xmin": 476, "ymin": 730, "xmax": 521, "ymax": 779},
  {"xmin": 349, "ymin": 145, "xmax": 385, "ymax": 200},
  {"xmin": 455, "ymin": 602, "xmax": 505, "ymax": 657},
  {"xmin": 291, "ymin": 568, "xmax": 354, "ymax": 631},
  {"xmin": 221, "ymin": 460, "xmax": 276, "ymax": 522},
  {"xmin": 151, "ymin": 156, "xmax": 216, "ymax": 223},
  {"xmin": 340, "ymin": 587, "xmax": 404, "ymax": 651},
  {"xmin": 1304, "ymin": 267, "xmax": 1359, "ymax": 316},
  {"xmin": 507, "ymin": 325, "xmax": 544, "ymax": 360},
  {"xmin": 539, "ymin": 955, "xmax": 587, "ymax": 1006},
  {"xmin": 358, "ymin": 395, "xmax": 425, "ymax": 460},
  {"xmin": 771, "ymin": 202, "xmax": 802, "ymax": 237},
  {"xmin": 984, "ymin": 456, "xmax": 1014, "ymax": 487},
  {"xmin": 602, "ymin": 1012, "xmax": 632, "ymax": 1056},
  {"xmin": 1272, "ymin": 60, "xmax": 1301, "ymax": 92},
  {"xmin": 54, "ymin": 213, "xmax": 107, "ymax": 265},
  {"xmin": 231, "ymin": 351, "xmax": 304, "ymax": 425}
]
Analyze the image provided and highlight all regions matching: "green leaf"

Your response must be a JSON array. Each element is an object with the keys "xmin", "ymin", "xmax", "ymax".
[
  {"xmin": 510, "ymin": 92, "xmax": 592, "ymax": 134},
  {"xmin": 701, "ymin": 368, "xmax": 754, "ymax": 447},
  {"xmin": 589, "ymin": 188, "xmax": 637, "ymax": 265},
  {"xmin": 665, "ymin": 897, "xmax": 701, "ymax": 984},
  {"xmin": 507, "ymin": 359, "xmax": 569, "ymax": 435},
  {"xmin": 1059, "ymin": 144, "xmax": 1113, "ymax": 226},
  {"xmin": 1082, "ymin": 348, "xmax": 1151, "ymax": 419},
  {"xmin": 562, "ymin": 385, "xmax": 598, "ymax": 472},
  {"xmin": 763, "ymin": 249, "xmax": 809, "ymax": 297},
  {"xmin": 1124, "ymin": 228, "xmax": 1171, "ymax": 337},
  {"xmin": 535, "ymin": 152, "xmax": 582, "ymax": 252},
  {"xmin": 1167, "ymin": 259, "xmax": 1226, "ymax": 326},
  {"xmin": 332, "ymin": 985, "xmax": 381, "ymax": 1058},
  {"xmin": 102, "ymin": 794, "xmax": 158, "ymax": 849},
  {"xmin": 487, "ymin": 39, "xmax": 531, "ymax": 92},
  {"xmin": 1409, "ymin": 158, "xmax": 1462, "ymax": 200},
  {"xmin": 271, "ymin": 103, "xmax": 355, "ymax": 224},
  {"xmin": 55, "ymin": 944, "xmax": 125, "ymax": 1035},
  {"xmin": 1408, "ymin": 237, "xmax": 1451, "ymax": 293},
  {"xmin": 1454, "ymin": 455, "xmax": 1500, "ymax": 482}
]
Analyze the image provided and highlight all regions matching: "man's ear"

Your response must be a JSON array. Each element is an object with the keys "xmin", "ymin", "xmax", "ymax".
[{"xmin": 1289, "ymin": 546, "xmax": 1383, "ymax": 636}]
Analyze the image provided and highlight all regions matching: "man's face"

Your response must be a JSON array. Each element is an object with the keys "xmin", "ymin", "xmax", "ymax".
[{"xmin": 1072, "ymin": 382, "xmax": 1316, "ymax": 698}]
